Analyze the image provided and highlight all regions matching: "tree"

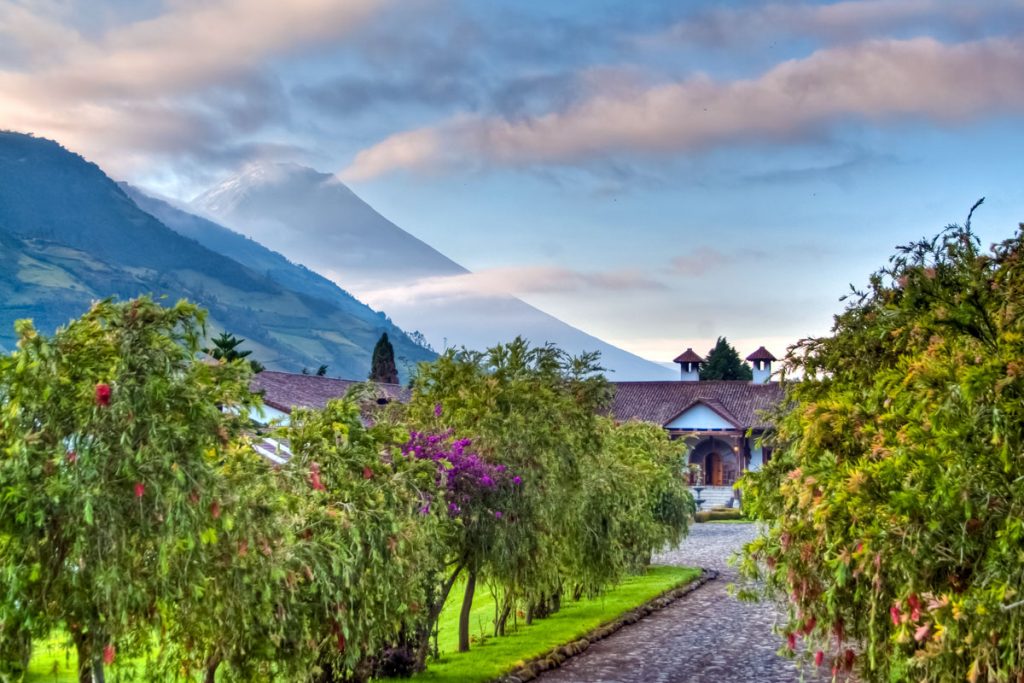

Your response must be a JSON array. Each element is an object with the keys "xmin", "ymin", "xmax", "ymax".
[
  {"xmin": 407, "ymin": 339, "xmax": 614, "ymax": 654},
  {"xmin": 369, "ymin": 332, "xmax": 399, "ymax": 384},
  {"xmin": 203, "ymin": 331, "xmax": 265, "ymax": 373},
  {"xmin": 0, "ymin": 298, "xmax": 256, "ymax": 683},
  {"xmin": 740, "ymin": 211, "xmax": 1024, "ymax": 681},
  {"xmin": 700, "ymin": 337, "xmax": 753, "ymax": 380}
]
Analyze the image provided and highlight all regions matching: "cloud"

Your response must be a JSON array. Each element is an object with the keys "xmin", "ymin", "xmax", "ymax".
[
  {"xmin": 361, "ymin": 265, "xmax": 666, "ymax": 308},
  {"xmin": 655, "ymin": 0, "xmax": 1024, "ymax": 48},
  {"xmin": 0, "ymin": 0, "xmax": 394, "ymax": 176},
  {"xmin": 341, "ymin": 36, "xmax": 1024, "ymax": 181}
]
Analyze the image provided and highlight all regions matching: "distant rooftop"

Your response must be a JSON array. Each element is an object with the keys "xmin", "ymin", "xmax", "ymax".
[{"xmin": 251, "ymin": 370, "xmax": 409, "ymax": 414}]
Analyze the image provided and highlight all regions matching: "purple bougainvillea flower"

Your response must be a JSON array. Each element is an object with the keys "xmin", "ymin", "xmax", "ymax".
[
  {"xmin": 513, "ymin": 476, "xmax": 522, "ymax": 485},
  {"xmin": 419, "ymin": 503, "xmax": 431, "ymax": 515},
  {"xmin": 494, "ymin": 510, "xmax": 503, "ymax": 519},
  {"xmin": 434, "ymin": 403, "xmax": 443, "ymax": 417}
]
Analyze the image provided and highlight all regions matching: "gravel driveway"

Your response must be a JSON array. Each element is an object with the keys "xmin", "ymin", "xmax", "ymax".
[{"xmin": 536, "ymin": 523, "xmax": 831, "ymax": 683}]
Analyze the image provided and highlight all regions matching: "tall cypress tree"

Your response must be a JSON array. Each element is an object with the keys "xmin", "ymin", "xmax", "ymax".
[
  {"xmin": 699, "ymin": 336, "xmax": 753, "ymax": 380},
  {"xmin": 369, "ymin": 332, "xmax": 399, "ymax": 384}
]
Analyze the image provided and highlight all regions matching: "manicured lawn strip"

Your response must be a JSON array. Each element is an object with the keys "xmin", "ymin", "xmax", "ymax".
[
  {"xmin": 26, "ymin": 566, "xmax": 698, "ymax": 682},
  {"xmin": 27, "ymin": 634, "xmax": 149, "ymax": 683},
  {"xmin": 382, "ymin": 565, "xmax": 700, "ymax": 683}
]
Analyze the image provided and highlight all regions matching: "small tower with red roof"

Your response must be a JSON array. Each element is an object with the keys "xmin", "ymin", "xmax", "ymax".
[
  {"xmin": 673, "ymin": 347, "xmax": 704, "ymax": 382},
  {"xmin": 746, "ymin": 346, "xmax": 777, "ymax": 384}
]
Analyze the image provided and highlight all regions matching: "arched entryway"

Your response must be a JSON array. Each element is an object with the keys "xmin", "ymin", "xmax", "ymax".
[{"xmin": 686, "ymin": 436, "xmax": 743, "ymax": 487}]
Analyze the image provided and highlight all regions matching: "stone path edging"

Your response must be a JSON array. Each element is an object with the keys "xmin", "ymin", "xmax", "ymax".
[{"xmin": 493, "ymin": 568, "xmax": 719, "ymax": 683}]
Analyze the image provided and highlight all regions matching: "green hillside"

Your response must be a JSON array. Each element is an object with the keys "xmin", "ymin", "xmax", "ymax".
[{"xmin": 0, "ymin": 131, "xmax": 434, "ymax": 378}]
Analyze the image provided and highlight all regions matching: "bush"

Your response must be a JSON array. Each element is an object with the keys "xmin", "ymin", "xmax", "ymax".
[
  {"xmin": 694, "ymin": 509, "xmax": 745, "ymax": 523},
  {"xmin": 741, "ymin": 216, "xmax": 1024, "ymax": 681}
]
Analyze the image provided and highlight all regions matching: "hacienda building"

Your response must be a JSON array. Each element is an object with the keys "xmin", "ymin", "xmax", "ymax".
[
  {"xmin": 609, "ymin": 346, "xmax": 783, "ymax": 508},
  {"xmin": 249, "ymin": 346, "xmax": 784, "ymax": 508}
]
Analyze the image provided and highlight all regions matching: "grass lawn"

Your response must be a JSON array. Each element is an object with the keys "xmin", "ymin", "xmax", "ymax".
[
  {"xmin": 25, "ymin": 565, "xmax": 699, "ymax": 683},
  {"xmin": 381, "ymin": 564, "xmax": 700, "ymax": 683}
]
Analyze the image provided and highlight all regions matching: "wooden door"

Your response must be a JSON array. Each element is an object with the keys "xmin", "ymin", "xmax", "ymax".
[{"xmin": 708, "ymin": 452, "xmax": 723, "ymax": 486}]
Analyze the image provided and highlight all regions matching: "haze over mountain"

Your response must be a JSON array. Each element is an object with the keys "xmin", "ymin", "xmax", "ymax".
[
  {"xmin": 193, "ymin": 164, "xmax": 675, "ymax": 380},
  {"xmin": 0, "ymin": 131, "xmax": 433, "ymax": 379}
]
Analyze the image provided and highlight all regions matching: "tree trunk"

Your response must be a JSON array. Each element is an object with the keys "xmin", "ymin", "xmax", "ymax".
[
  {"xmin": 415, "ymin": 563, "xmax": 462, "ymax": 668},
  {"xmin": 458, "ymin": 571, "xmax": 476, "ymax": 653},
  {"xmin": 72, "ymin": 631, "xmax": 92, "ymax": 683},
  {"xmin": 495, "ymin": 595, "xmax": 513, "ymax": 637},
  {"xmin": 204, "ymin": 654, "xmax": 221, "ymax": 683},
  {"xmin": 551, "ymin": 589, "xmax": 562, "ymax": 615},
  {"xmin": 91, "ymin": 658, "xmax": 106, "ymax": 683}
]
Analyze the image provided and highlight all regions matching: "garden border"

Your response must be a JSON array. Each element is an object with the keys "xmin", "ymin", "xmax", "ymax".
[{"xmin": 494, "ymin": 568, "xmax": 719, "ymax": 683}]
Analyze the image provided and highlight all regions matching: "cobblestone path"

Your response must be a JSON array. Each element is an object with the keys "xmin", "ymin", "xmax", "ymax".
[{"xmin": 537, "ymin": 523, "xmax": 830, "ymax": 683}]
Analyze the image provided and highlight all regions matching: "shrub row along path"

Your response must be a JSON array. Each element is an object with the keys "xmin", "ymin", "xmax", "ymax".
[{"xmin": 537, "ymin": 523, "xmax": 830, "ymax": 683}]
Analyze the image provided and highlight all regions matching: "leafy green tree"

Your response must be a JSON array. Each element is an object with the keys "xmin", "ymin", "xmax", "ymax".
[
  {"xmin": 0, "ymin": 298, "xmax": 256, "ymax": 683},
  {"xmin": 700, "ymin": 337, "xmax": 753, "ymax": 380},
  {"xmin": 204, "ymin": 330, "xmax": 265, "ymax": 373},
  {"xmin": 696, "ymin": 339, "xmax": 753, "ymax": 382},
  {"xmin": 281, "ymin": 392, "xmax": 445, "ymax": 681},
  {"xmin": 407, "ymin": 339, "xmax": 613, "ymax": 652},
  {"xmin": 566, "ymin": 419, "xmax": 694, "ymax": 594},
  {"xmin": 369, "ymin": 332, "xmax": 399, "ymax": 384},
  {"xmin": 741, "ymin": 212, "xmax": 1024, "ymax": 681}
]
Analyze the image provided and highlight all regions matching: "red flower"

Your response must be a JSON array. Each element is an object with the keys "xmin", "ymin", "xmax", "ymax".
[
  {"xmin": 908, "ymin": 593, "xmax": 922, "ymax": 621},
  {"xmin": 801, "ymin": 616, "xmax": 816, "ymax": 635},
  {"xmin": 66, "ymin": 450, "xmax": 78, "ymax": 464},
  {"xmin": 310, "ymin": 462, "xmax": 326, "ymax": 491},
  {"xmin": 814, "ymin": 650, "xmax": 825, "ymax": 667},
  {"xmin": 134, "ymin": 482, "xmax": 145, "ymax": 499},
  {"xmin": 211, "ymin": 500, "xmax": 221, "ymax": 519},
  {"xmin": 362, "ymin": 466, "xmax": 373, "ymax": 479},
  {"xmin": 103, "ymin": 644, "xmax": 116, "ymax": 665},
  {"xmin": 95, "ymin": 383, "xmax": 112, "ymax": 406},
  {"xmin": 844, "ymin": 648, "xmax": 855, "ymax": 670},
  {"xmin": 786, "ymin": 632, "xmax": 797, "ymax": 650},
  {"xmin": 890, "ymin": 604, "xmax": 901, "ymax": 626}
]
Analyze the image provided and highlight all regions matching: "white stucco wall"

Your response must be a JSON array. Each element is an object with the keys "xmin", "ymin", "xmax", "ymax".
[
  {"xmin": 665, "ymin": 403, "xmax": 735, "ymax": 430},
  {"xmin": 248, "ymin": 404, "xmax": 290, "ymax": 426}
]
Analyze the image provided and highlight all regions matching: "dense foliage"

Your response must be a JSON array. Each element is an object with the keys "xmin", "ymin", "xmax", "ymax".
[
  {"xmin": 699, "ymin": 337, "xmax": 753, "ymax": 381},
  {"xmin": 0, "ymin": 298, "xmax": 257, "ymax": 683},
  {"xmin": 0, "ymin": 303, "xmax": 695, "ymax": 682},
  {"xmin": 741, "ymin": 215, "xmax": 1024, "ymax": 681},
  {"xmin": 405, "ymin": 339, "xmax": 693, "ymax": 656}
]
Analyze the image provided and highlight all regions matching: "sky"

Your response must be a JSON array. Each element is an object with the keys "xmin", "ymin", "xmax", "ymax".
[{"xmin": 2, "ymin": 0, "xmax": 1023, "ymax": 363}]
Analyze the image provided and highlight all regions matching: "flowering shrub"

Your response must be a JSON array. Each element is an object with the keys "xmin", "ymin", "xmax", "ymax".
[
  {"xmin": 740, "ymin": 217, "xmax": 1024, "ymax": 681},
  {"xmin": 0, "ymin": 297, "xmax": 256, "ymax": 683},
  {"xmin": 403, "ymin": 429, "xmax": 518, "ymax": 520}
]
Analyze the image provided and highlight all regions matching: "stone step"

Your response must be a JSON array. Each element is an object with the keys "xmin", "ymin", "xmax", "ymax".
[{"xmin": 690, "ymin": 486, "xmax": 738, "ymax": 510}]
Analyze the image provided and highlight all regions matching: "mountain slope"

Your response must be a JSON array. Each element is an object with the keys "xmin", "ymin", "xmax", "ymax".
[
  {"xmin": 193, "ymin": 164, "xmax": 675, "ymax": 380},
  {"xmin": 0, "ymin": 132, "xmax": 433, "ymax": 378},
  {"xmin": 122, "ymin": 183, "xmax": 393, "ymax": 324}
]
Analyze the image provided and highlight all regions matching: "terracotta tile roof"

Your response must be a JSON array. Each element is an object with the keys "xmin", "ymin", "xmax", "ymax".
[
  {"xmin": 745, "ymin": 346, "xmax": 778, "ymax": 362},
  {"xmin": 251, "ymin": 371, "xmax": 409, "ymax": 414},
  {"xmin": 673, "ymin": 348, "xmax": 705, "ymax": 364},
  {"xmin": 610, "ymin": 381, "xmax": 784, "ymax": 430}
]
